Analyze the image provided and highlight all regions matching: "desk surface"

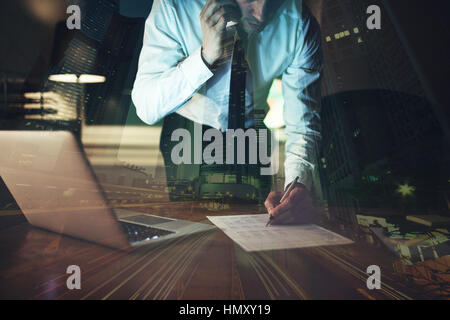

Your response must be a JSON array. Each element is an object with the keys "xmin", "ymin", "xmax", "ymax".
[{"xmin": 0, "ymin": 203, "xmax": 446, "ymax": 300}]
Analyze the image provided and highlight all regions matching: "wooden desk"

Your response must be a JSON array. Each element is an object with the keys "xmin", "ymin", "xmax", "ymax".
[{"xmin": 0, "ymin": 205, "xmax": 440, "ymax": 300}]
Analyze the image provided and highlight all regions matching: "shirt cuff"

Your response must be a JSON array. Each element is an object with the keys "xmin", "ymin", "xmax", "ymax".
[
  {"xmin": 179, "ymin": 46, "xmax": 214, "ymax": 91},
  {"xmin": 284, "ymin": 165, "xmax": 313, "ymax": 192}
]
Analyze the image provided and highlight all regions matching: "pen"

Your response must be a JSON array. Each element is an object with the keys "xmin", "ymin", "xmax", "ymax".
[{"xmin": 265, "ymin": 176, "xmax": 299, "ymax": 227}]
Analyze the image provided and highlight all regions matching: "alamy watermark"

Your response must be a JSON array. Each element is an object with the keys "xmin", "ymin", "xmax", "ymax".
[
  {"xmin": 366, "ymin": 265, "xmax": 381, "ymax": 290},
  {"xmin": 66, "ymin": 4, "xmax": 380, "ymax": 32},
  {"xmin": 367, "ymin": 5, "xmax": 381, "ymax": 30},
  {"xmin": 66, "ymin": 5, "xmax": 81, "ymax": 30},
  {"xmin": 170, "ymin": 124, "xmax": 279, "ymax": 176},
  {"xmin": 66, "ymin": 265, "xmax": 81, "ymax": 290}
]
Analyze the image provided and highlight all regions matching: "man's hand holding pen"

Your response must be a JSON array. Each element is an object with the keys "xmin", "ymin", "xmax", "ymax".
[{"xmin": 264, "ymin": 178, "xmax": 315, "ymax": 226}]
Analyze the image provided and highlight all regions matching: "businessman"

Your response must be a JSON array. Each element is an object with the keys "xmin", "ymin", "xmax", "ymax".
[{"xmin": 132, "ymin": 0, "xmax": 323, "ymax": 225}]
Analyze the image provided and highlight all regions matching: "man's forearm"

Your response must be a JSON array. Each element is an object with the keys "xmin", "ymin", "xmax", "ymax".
[{"xmin": 132, "ymin": 46, "xmax": 214, "ymax": 125}]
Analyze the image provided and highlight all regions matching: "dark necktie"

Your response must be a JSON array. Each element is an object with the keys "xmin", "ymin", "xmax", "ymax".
[
  {"xmin": 227, "ymin": 37, "xmax": 247, "ymax": 130},
  {"xmin": 227, "ymin": 35, "xmax": 248, "ymax": 184}
]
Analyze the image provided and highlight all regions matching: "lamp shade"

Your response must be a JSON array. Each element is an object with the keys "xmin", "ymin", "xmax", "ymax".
[{"xmin": 48, "ymin": 74, "xmax": 106, "ymax": 84}]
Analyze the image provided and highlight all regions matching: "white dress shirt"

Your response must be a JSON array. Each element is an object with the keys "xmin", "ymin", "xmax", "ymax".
[{"xmin": 132, "ymin": 0, "xmax": 323, "ymax": 190}]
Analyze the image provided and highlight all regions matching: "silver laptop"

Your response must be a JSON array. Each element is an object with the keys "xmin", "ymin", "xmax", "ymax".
[{"xmin": 0, "ymin": 131, "xmax": 214, "ymax": 250}]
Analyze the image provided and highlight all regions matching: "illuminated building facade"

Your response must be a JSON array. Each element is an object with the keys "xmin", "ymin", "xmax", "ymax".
[
  {"xmin": 43, "ymin": 0, "xmax": 144, "ymax": 129},
  {"xmin": 41, "ymin": 0, "xmax": 117, "ymax": 124},
  {"xmin": 319, "ymin": 0, "xmax": 449, "ymax": 225}
]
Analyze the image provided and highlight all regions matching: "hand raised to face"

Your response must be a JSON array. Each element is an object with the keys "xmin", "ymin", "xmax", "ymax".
[{"xmin": 199, "ymin": 0, "xmax": 241, "ymax": 66}]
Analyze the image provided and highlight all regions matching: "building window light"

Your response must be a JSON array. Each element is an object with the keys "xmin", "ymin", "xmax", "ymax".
[{"xmin": 397, "ymin": 184, "xmax": 415, "ymax": 197}]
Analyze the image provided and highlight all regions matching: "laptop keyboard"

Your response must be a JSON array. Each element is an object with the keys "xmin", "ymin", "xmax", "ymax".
[{"xmin": 119, "ymin": 221, "xmax": 175, "ymax": 243}]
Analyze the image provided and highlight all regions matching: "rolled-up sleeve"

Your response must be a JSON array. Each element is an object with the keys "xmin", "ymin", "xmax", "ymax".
[
  {"xmin": 281, "ymin": 7, "xmax": 323, "ymax": 190},
  {"xmin": 132, "ymin": 0, "xmax": 213, "ymax": 125}
]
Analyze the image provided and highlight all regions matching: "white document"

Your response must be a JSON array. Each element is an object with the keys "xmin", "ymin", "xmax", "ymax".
[{"xmin": 207, "ymin": 214, "xmax": 353, "ymax": 252}]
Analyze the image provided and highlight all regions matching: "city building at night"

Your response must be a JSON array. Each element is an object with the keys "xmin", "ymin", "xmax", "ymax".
[{"xmin": 319, "ymin": 0, "xmax": 449, "ymax": 226}]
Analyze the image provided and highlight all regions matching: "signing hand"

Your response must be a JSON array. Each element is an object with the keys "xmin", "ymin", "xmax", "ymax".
[
  {"xmin": 200, "ymin": 0, "xmax": 241, "ymax": 66},
  {"xmin": 264, "ymin": 183, "xmax": 315, "ymax": 225}
]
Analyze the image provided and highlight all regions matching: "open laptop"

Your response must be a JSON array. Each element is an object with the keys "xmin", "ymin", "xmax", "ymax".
[{"xmin": 0, "ymin": 131, "xmax": 214, "ymax": 250}]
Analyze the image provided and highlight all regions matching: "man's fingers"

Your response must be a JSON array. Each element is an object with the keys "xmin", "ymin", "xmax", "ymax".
[
  {"xmin": 201, "ymin": 0, "xmax": 236, "ymax": 21},
  {"xmin": 270, "ymin": 213, "xmax": 296, "ymax": 225},
  {"xmin": 268, "ymin": 188, "xmax": 313, "ymax": 224},
  {"xmin": 269, "ymin": 189, "xmax": 305, "ymax": 217},
  {"xmin": 207, "ymin": 7, "xmax": 227, "ymax": 27},
  {"xmin": 200, "ymin": 0, "xmax": 229, "ymax": 20},
  {"xmin": 269, "ymin": 199, "xmax": 293, "ymax": 218},
  {"xmin": 215, "ymin": 16, "xmax": 227, "ymax": 30},
  {"xmin": 268, "ymin": 205, "xmax": 297, "ymax": 225},
  {"xmin": 200, "ymin": 0, "xmax": 214, "ymax": 18},
  {"xmin": 201, "ymin": 0, "xmax": 219, "ymax": 21},
  {"xmin": 270, "ymin": 202, "xmax": 289, "ymax": 216},
  {"xmin": 264, "ymin": 201, "xmax": 275, "ymax": 214},
  {"xmin": 265, "ymin": 186, "xmax": 315, "ymax": 226},
  {"xmin": 264, "ymin": 191, "xmax": 282, "ymax": 214},
  {"xmin": 270, "ymin": 206, "xmax": 315, "ymax": 226},
  {"xmin": 287, "ymin": 186, "xmax": 309, "ymax": 202}
]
